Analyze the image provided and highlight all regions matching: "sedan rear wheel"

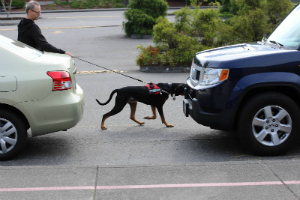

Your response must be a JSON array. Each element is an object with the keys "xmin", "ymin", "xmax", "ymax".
[{"xmin": 0, "ymin": 110, "xmax": 27, "ymax": 161}]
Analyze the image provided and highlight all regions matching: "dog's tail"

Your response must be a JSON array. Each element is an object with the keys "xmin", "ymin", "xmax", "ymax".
[{"xmin": 96, "ymin": 89, "xmax": 118, "ymax": 106}]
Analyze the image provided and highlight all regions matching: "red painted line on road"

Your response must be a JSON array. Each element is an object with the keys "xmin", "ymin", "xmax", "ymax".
[
  {"xmin": 284, "ymin": 181, "xmax": 300, "ymax": 184},
  {"xmin": 1, "ymin": 181, "xmax": 300, "ymax": 192},
  {"xmin": 97, "ymin": 181, "xmax": 284, "ymax": 189},
  {"xmin": 0, "ymin": 186, "xmax": 94, "ymax": 192}
]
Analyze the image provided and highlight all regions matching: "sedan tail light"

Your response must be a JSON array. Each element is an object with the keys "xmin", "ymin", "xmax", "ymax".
[{"xmin": 47, "ymin": 71, "xmax": 72, "ymax": 91}]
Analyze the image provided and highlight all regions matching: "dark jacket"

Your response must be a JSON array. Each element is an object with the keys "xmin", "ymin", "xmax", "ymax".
[{"xmin": 18, "ymin": 18, "xmax": 65, "ymax": 54}]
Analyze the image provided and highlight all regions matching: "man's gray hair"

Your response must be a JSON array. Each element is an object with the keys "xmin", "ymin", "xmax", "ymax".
[{"xmin": 25, "ymin": 1, "xmax": 40, "ymax": 13}]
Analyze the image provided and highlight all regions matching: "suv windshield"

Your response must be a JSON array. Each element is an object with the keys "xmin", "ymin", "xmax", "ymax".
[
  {"xmin": 0, "ymin": 34, "xmax": 42, "ymax": 60},
  {"xmin": 267, "ymin": 4, "xmax": 300, "ymax": 49}
]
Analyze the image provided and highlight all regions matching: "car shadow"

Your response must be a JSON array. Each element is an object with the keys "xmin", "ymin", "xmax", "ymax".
[
  {"xmin": 179, "ymin": 130, "xmax": 300, "ymax": 162},
  {"xmin": 0, "ymin": 135, "xmax": 73, "ymax": 165}
]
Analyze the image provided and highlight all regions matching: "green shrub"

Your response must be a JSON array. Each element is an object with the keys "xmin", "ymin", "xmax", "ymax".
[
  {"xmin": 221, "ymin": 0, "xmax": 266, "ymax": 15},
  {"xmin": 185, "ymin": 0, "xmax": 222, "ymax": 5},
  {"xmin": 137, "ymin": 16, "xmax": 205, "ymax": 67},
  {"xmin": 220, "ymin": 0, "xmax": 238, "ymax": 14},
  {"xmin": 235, "ymin": 0, "xmax": 266, "ymax": 10},
  {"xmin": 11, "ymin": 0, "xmax": 25, "ymax": 8},
  {"xmin": 218, "ymin": 0, "xmax": 294, "ymax": 44},
  {"xmin": 113, "ymin": 2, "xmax": 124, "ymax": 7},
  {"xmin": 136, "ymin": 37, "xmax": 203, "ymax": 67},
  {"xmin": 266, "ymin": 0, "xmax": 294, "ymax": 29},
  {"xmin": 173, "ymin": 7, "xmax": 192, "ymax": 34},
  {"xmin": 70, "ymin": 0, "xmax": 124, "ymax": 9},
  {"xmin": 136, "ymin": 0, "xmax": 294, "ymax": 67},
  {"xmin": 98, "ymin": 0, "xmax": 109, "ymax": 7},
  {"xmin": 54, "ymin": 0, "xmax": 69, "ymax": 6},
  {"xmin": 123, "ymin": 9, "xmax": 156, "ymax": 36},
  {"xmin": 111, "ymin": 0, "xmax": 124, "ymax": 7},
  {"xmin": 70, "ymin": 0, "xmax": 90, "ymax": 9},
  {"xmin": 54, "ymin": 0, "xmax": 62, "ymax": 5},
  {"xmin": 229, "ymin": 0, "xmax": 238, "ymax": 14},
  {"xmin": 218, "ymin": 12, "xmax": 234, "ymax": 18},
  {"xmin": 136, "ymin": 45, "xmax": 161, "ymax": 66},
  {"xmin": 123, "ymin": 0, "xmax": 168, "ymax": 37},
  {"xmin": 153, "ymin": 17, "xmax": 179, "ymax": 49},
  {"xmin": 224, "ymin": 8, "xmax": 269, "ymax": 43},
  {"xmin": 220, "ymin": 0, "xmax": 230, "ymax": 12},
  {"xmin": 191, "ymin": 8, "xmax": 223, "ymax": 47},
  {"xmin": 158, "ymin": 34, "xmax": 203, "ymax": 66}
]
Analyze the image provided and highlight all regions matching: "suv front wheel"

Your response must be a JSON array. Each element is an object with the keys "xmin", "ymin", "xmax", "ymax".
[
  {"xmin": 238, "ymin": 92, "xmax": 300, "ymax": 156},
  {"xmin": 0, "ymin": 109, "xmax": 27, "ymax": 161}
]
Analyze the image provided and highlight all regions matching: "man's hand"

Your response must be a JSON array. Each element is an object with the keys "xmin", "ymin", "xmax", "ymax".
[{"xmin": 65, "ymin": 52, "xmax": 73, "ymax": 57}]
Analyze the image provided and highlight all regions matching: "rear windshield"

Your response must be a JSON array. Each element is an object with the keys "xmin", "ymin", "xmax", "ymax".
[
  {"xmin": 0, "ymin": 34, "xmax": 42, "ymax": 60},
  {"xmin": 267, "ymin": 4, "xmax": 300, "ymax": 49}
]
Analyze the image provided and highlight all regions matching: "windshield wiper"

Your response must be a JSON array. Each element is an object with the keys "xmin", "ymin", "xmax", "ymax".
[{"xmin": 269, "ymin": 40, "xmax": 284, "ymax": 47}]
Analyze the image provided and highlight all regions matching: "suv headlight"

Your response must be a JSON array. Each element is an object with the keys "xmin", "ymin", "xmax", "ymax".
[{"xmin": 199, "ymin": 68, "xmax": 229, "ymax": 86}]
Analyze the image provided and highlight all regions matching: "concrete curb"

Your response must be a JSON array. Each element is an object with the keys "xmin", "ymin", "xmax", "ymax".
[
  {"xmin": 131, "ymin": 34, "xmax": 152, "ymax": 39},
  {"xmin": 140, "ymin": 66, "xmax": 190, "ymax": 73},
  {"xmin": 0, "ymin": 6, "xmax": 219, "ymax": 15}
]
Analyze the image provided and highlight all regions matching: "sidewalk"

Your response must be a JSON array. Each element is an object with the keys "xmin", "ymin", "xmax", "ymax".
[{"xmin": 1, "ymin": 161, "xmax": 300, "ymax": 199}]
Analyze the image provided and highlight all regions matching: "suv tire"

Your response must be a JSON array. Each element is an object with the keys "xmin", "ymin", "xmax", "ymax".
[
  {"xmin": 0, "ymin": 109, "xmax": 27, "ymax": 161},
  {"xmin": 238, "ymin": 92, "xmax": 300, "ymax": 156}
]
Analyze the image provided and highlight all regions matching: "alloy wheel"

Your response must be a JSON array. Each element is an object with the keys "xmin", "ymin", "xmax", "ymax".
[
  {"xmin": 0, "ymin": 118, "xmax": 18, "ymax": 154},
  {"xmin": 252, "ymin": 105, "xmax": 292, "ymax": 147}
]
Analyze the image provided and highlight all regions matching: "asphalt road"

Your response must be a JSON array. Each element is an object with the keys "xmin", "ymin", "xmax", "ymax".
[{"xmin": 1, "ymin": 10, "xmax": 300, "ymax": 200}]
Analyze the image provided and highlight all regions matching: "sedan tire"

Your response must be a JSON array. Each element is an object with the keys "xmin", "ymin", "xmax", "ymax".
[
  {"xmin": 238, "ymin": 92, "xmax": 300, "ymax": 156},
  {"xmin": 0, "ymin": 109, "xmax": 27, "ymax": 161}
]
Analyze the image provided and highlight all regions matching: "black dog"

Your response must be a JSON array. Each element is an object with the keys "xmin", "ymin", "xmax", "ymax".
[{"xmin": 96, "ymin": 83, "xmax": 186, "ymax": 130}]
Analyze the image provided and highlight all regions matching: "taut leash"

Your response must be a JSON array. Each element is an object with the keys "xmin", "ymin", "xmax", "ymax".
[{"xmin": 74, "ymin": 57, "xmax": 147, "ymax": 84}]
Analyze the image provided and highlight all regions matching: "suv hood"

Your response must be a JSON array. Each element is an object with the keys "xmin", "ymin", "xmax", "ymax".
[{"xmin": 194, "ymin": 43, "xmax": 296, "ymax": 69}]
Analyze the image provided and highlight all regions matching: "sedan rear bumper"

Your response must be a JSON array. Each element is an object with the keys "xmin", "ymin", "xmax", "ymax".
[{"xmin": 15, "ymin": 84, "xmax": 84, "ymax": 137}]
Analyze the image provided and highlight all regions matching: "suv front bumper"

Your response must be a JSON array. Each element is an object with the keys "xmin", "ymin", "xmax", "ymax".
[{"xmin": 183, "ymin": 86, "xmax": 236, "ymax": 131}]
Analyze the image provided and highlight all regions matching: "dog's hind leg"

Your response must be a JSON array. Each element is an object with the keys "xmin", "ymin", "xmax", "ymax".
[
  {"xmin": 101, "ymin": 115, "xmax": 109, "ymax": 130},
  {"xmin": 101, "ymin": 96, "xmax": 128, "ymax": 130},
  {"xmin": 156, "ymin": 106, "xmax": 173, "ymax": 128},
  {"xmin": 129, "ymin": 101, "xmax": 145, "ymax": 125},
  {"xmin": 144, "ymin": 105, "xmax": 157, "ymax": 120}
]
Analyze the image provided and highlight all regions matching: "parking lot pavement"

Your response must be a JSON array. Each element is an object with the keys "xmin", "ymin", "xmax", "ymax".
[
  {"xmin": 0, "ymin": 166, "xmax": 97, "ymax": 200},
  {"xmin": 1, "ymin": 8, "xmax": 300, "ymax": 200},
  {"xmin": 1, "ymin": 161, "xmax": 300, "ymax": 200}
]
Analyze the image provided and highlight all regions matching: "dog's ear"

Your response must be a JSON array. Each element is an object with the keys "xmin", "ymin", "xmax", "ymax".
[{"xmin": 174, "ymin": 84, "xmax": 186, "ymax": 96}]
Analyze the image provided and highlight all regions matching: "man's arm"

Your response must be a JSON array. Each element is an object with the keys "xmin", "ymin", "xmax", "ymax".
[{"xmin": 31, "ymin": 24, "xmax": 66, "ymax": 54}]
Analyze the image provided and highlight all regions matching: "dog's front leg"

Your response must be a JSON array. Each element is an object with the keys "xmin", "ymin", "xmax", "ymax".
[
  {"xmin": 129, "ymin": 102, "xmax": 145, "ymax": 125},
  {"xmin": 144, "ymin": 105, "xmax": 157, "ymax": 120},
  {"xmin": 156, "ymin": 106, "xmax": 173, "ymax": 128}
]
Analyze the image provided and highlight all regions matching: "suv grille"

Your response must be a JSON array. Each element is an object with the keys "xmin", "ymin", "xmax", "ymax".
[{"xmin": 196, "ymin": 70, "xmax": 201, "ymax": 80}]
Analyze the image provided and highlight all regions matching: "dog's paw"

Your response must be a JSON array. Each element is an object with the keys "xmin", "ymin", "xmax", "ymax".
[
  {"xmin": 166, "ymin": 124, "xmax": 174, "ymax": 128},
  {"xmin": 144, "ymin": 116, "xmax": 156, "ymax": 120},
  {"xmin": 137, "ymin": 121, "xmax": 145, "ymax": 126},
  {"xmin": 101, "ymin": 126, "xmax": 107, "ymax": 130}
]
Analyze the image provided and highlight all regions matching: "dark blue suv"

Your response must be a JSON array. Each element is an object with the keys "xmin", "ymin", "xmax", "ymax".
[{"xmin": 183, "ymin": 4, "xmax": 300, "ymax": 156}]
